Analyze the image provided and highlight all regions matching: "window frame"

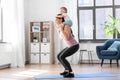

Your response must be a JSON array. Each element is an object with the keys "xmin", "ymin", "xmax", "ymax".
[{"xmin": 78, "ymin": 0, "xmax": 120, "ymax": 43}]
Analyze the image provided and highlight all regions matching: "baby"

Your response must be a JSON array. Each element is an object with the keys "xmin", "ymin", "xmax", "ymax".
[{"xmin": 56, "ymin": 7, "xmax": 73, "ymax": 27}]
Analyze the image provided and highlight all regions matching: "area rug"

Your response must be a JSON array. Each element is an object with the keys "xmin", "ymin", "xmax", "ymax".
[{"xmin": 34, "ymin": 73, "xmax": 116, "ymax": 79}]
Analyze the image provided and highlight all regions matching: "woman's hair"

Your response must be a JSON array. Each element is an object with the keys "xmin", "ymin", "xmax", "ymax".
[
  {"xmin": 56, "ymin": 14, "xmax": 65, "ymax": 22},
  {"xmin": 61, "ymin": 17, "xmax": 65, "ymax": 22}
]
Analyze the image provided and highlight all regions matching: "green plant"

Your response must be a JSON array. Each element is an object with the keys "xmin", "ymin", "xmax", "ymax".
[{"xmin": 104, "ymin": 15, "xmax": 120, "ymax": 36}]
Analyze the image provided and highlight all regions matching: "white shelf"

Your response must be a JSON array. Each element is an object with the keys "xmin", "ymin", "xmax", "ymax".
[
  {"xmin": 29, "ymin": 21, "xmax": 54, "ymax": 64},
  {"xmin": 30, "ymin": 53, "xmax": 40, "ymax": 63},
  {"xmin": 31, "ymin": 43, "xmax": 39, "ymax": 53},
  {"xmin": 41, "ymin": 53, "xmax": 50, "ymax": 63},
  {"xmin": 41, "ymin": 43, "xmax": 50, "ymax": 53}
]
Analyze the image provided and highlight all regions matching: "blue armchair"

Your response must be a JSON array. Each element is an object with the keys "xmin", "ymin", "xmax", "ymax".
[{"xmin": 96, "ymin": 38, "xmax": 120, "ymax": 67}]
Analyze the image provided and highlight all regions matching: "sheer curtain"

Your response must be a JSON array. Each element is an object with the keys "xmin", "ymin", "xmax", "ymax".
[
  {"xmin": 62, "ymin": 0, "xmax": 79, "ymax": 64},
  {"xmin": 2, "ymin": 0, "xmax": 25, "ymax": 67}
]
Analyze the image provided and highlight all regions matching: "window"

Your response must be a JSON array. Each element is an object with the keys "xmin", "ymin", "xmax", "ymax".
[
  {"xmin": 96, "ymin": 0, "xmax": 112, "ymax": 6},
  {"xmin": 79, "ymin": 10, "xmax": 93, "ymax": 39},
  {"xmin": 78, "ymin": 0, "xmax": 94, "ymax": 7},
  {"xmin": 96, "ymin": 8, "xmax": 113, "ymax": 39},
  {"xmin": 78, "ymin": 0, "xmax": 120, "ymax": 42},
  {"xmin": 115, "ymin": 0, "xmax": 120, "ymax": 5}
]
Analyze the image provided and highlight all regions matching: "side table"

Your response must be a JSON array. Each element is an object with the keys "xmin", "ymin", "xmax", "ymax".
[{"xmin": 78, "ymin": 49, "xmax": 93, "ymax": 64}]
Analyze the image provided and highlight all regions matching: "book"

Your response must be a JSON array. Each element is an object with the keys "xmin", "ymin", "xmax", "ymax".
[{"xmin": 32, "ymin": 26, "xmax": 39, "ymax": 32}]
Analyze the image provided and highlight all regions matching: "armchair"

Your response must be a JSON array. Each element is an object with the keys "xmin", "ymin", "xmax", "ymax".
[{"xmin": 96, "ymin": 38, "xmax": 120, "ymax": 67}]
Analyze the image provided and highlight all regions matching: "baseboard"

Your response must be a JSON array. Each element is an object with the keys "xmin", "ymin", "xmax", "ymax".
[{"xmin": 0, "ymin": 64, "xmax": 11, "ymax": 69}]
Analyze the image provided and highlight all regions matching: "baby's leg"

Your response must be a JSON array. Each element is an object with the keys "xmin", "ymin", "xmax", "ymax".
[{"xmin": 63, "ymin": 20, "xmax": 73, "ymax": 27}]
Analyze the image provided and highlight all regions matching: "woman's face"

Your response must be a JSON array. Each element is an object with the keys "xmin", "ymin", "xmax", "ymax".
[{"xmin": 55, "ymin": 18, "xmax": 62, "ymax": 25}]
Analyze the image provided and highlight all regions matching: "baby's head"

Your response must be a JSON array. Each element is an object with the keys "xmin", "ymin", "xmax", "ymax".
[{"xmin": 60, "ymin": 7, "xmax": 67, "ymax": 14}]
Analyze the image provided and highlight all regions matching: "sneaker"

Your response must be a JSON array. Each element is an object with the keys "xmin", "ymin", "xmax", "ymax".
[
  {"xmin": 63, "ymin": 72, "xmax": 74, "ymax": 78},
  {"xmin": 60, "ymin": 71, "xmax": 68, "ymax": 75}
]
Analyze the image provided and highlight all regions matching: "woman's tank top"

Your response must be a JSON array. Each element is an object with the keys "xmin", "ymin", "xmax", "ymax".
[
  {"xmin": 63, "ymin": 34, "xmax": 78, "ymax": 47},
  {"xmin": 59, "ymin": 31, "xmax": 78, "ymax": 47}
]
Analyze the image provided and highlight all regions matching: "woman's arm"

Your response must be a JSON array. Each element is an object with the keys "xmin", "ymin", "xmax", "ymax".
[{"xmin": 59, "ymin": 24, "xmax": 71, "ymax": 40}]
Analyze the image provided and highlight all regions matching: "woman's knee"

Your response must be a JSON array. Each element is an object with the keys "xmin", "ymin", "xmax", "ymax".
[
  {"xmin": 57, "ymin": 54, "xmax": 65, "ymax": 60},
  {"xmin": 60, "ymin": 55, "xmax": 66, "ymax": 60},
  {"xmin": 57, "ymin": 54, "xmax": 61, "ymax": 60}
]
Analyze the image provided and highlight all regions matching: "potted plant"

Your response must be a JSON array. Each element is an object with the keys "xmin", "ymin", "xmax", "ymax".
[{"xmin": 104, "ymin": 15, "xmax": 120, "ymax": 38}]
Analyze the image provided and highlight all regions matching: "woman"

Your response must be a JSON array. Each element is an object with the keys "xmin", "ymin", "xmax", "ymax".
[{"xmin": 55, "ymin": 15, "xmax": 79, "ymax": 77}]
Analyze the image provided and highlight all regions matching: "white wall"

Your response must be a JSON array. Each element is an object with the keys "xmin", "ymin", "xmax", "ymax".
[{"xmin": 79, "ymin": 43, "xmax": 103, "ymax": 61}]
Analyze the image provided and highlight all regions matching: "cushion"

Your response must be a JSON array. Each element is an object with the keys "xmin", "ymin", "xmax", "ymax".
[
  {"xmin": 107, "ymin": 41, "xmax": 120, "ymax": 51},
  {"xmin": 100, "ymin": 50, "xmax": 118, "ymax": 56}
]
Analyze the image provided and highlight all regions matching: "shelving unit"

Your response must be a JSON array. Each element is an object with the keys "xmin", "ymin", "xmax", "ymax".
[{"xmin": 29, "ymin": 21, "xmax": 54, "ymax": 64}]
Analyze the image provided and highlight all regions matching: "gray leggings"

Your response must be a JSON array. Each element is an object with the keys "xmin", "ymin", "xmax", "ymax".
[{"xmin": 57, "ymin": 44, "xmax": 79, "ymax": 72}]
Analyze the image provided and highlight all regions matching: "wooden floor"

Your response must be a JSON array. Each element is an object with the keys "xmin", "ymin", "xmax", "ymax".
[{"xmin": 0, "ymin": 64, "xmax": 120, "ymax": 80}]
